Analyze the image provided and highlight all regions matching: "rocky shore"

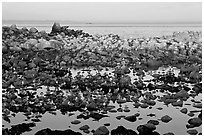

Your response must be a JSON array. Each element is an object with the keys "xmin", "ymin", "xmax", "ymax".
[{"xmin": 2, "ymin": 23, "xmax": 202, "ymax": 135}]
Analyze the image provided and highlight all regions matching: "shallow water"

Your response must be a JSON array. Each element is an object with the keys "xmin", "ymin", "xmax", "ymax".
[{"xmin": 2, "ymin": 67, "xmax": 202, "ymax": 135}]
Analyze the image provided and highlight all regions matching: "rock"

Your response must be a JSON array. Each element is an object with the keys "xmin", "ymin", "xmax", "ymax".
[
  {"xmin": 88, "ymin": 112, "xmax": 109, "ymax": 121},
  {"xmin": 79, "ymin": 125, "xmax": 90, "ymax": 130},
  {"xmin": 104, "ymin": 123, "xmax": 110, "ymax": 126},
  {"xmin": 117, "ymin": 99, "xmax": 126, "ymax": 104},
  {"xmin": 123, "ymin": 108, "xmax": 130, "ymax": 112},
  {"xmin": 137, "ymin": 125, "xmax": 159, "ymax": 135},
  {"xmin": 71, "ymin": 120, "xmax": 81, "ymax": 125},
  {"xmin": 188, "ymin": 118, "xmax": 202, "ymax": 127},
  {"xmin": 187, "ymin": 112, "xmax": 195, "ymax": 117},
  {"xmin": 161, "ymin": 115, "xmax": 172, "ymax": 123},
  {"xmin": 140, "ymin": 103, "xmax": 149, "ymax": 108},
  {"xmin": 187, "ymin": 129, "xmax": 198, "ymax": 135},
  {"xmin": 51, "ymin": 22, "xmax": 61, "ymax": 33},
  {"xmin": 10, "ymin": 24, "xmax": 17, "ymax": 30},
  {"xmin": 146, "ymin": 59, "xmax": 161, "ymax": 70},
  {"xmin": 180, "ymin": 108, "xmax": 188, "ymax": 114},
  {"xmin": 111, "ymin": 126, "xmax": 137, "ymax": 135},
  {"xmin": 35, "ymin": 128, "xmax": 82, "ymax": 135},
  {"xmin": 25, "ymin": 39, "xmax": 38, "ymax": 46},
  {"xmin": 146, "ymin": 100, "xmax": 156, "ymax": 106},
  {"xmin": 133, "ymin": 102, "xmax": 141, "ymax": 108},
  {"xmin": 29, "ymin": 27, "xmax": 38, "ymax": 33},
  {"xmin": 193, "ymin": 103, "xmax": 202, "ymax": 109},
  {"xmin": 49, "ymin": 39, "xmax": 63, "ymax": 49},
  {"xmin": 116, "ymin": 115, "xmax": 126, "ymax": 120},
  {"xmin": 124, "ymin": 115, "xmax": 137, "ymax": 122},
  {"xmin": 174, "ymin": 89, "xmax": 189, "ymax": 99},
  {"xmin": 171, "ymin": 100, "xmax": 183, "ymax": 107},
  {"xmin": 36, "ymin": 39, "xmax": 52, "ymax": 50},
  {"xmin": 93, "ymin": 126, "xmax": 109, "ymax": 135},
  {"xmin": 163, "ymin": 132, "xmax": 174, "ymax": 135},
  {"xmin": 117, "ymin": 108, "xmax": 123, "ymax": 112},
  {"xmin": 109, "ymin": 109, "xmax": 117, "ymax": 113},
  {"xmin": 186, "ymin": 124, "xmax": 195, "ymax": 129},
  {"xmin": 83, "ymin": 130, "xmax": 90, "ymax": 134},
  {"xmin": 144, "ymin": 123, "xmax": 156, "ymax": 131},
  {"xmin": 87, "ymin": 102, "xmax": 98, "ymax": 111},
  {"xmin": 147, "ymin": 120, "xmax": 159, "ymax": 125},
  {"xmin": 147, "ymin": 113, "xmax": 156, "ymax": 117}
]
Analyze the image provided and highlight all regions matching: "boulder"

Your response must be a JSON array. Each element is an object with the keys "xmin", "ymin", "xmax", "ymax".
[
  {"xmin": 51, "ymin": 22, "xmax": 61, "ymax": 33},
  {"xmin": 93, "ymin": 126, "xmax": 109, "ymax": 135}
]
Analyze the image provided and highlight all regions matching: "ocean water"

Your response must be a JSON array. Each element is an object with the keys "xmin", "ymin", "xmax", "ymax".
[{"xmin": 2, "ymin": 20, "xmax": 202, "ymax": 38}]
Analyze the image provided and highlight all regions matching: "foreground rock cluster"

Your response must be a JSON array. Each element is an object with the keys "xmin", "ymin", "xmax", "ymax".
[{"xmin": 2, "ymin": 23, "xmax": 202, "ymax": 135}]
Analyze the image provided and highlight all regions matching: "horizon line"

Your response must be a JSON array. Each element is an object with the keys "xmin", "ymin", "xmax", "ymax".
[{"xmin": 2, "ymin": 19, "xmax": 202, "ymax": 24}]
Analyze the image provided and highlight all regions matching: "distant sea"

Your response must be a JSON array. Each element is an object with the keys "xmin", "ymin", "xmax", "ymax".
[{"xmin": 2, "ymin": 20, "xmax": 202, "ymax": 38}]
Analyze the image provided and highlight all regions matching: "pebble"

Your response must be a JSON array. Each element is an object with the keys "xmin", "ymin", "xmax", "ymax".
[
  {"xmin": 79, "ymin": 125, "xmax": 90, "ymax": 130},
  {"xmin": 71, "ymin": 120, "xmax": 81, "ymax": 125},
  {"xmin": 180, "ymin": 108, "xmax": 188, "ymax": 114},
  {"xmin": 93, "ymin": 126, "xmax": 109, "ymax": 135},
  {"xmin": 161, "ymin": 115, "xmax": 172, "ymax": 123},
  {"xmin": 187, "ymin": 129, "xmax": 198, "ymax": 135}
]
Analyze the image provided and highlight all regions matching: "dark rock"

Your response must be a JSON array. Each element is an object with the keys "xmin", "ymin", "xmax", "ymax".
[
  {"xmin": 180, "ymin": 108, "xmax": 188, "ymax": 114},
  {"xmin": 147, "ymin": 120, "xmax": 159, "ymax": 125},
  {"xmin": 137, "ymin": 125, "xmax": 159, "ymax": 135},
  {"xmin": 35, "ymin": 128, "xmax": 82, "ymax": 135},
  {"xmin": 147, "ymin": 113, "xmax": 156, "ymax": 117},
  {"xmin": 187, "ymin": 112, "xmax": 195, "ymax": 117},
  {"xmin": 163, "ymin": 132, "xmax": 174, "ymax": 135},
  {"xmin": 104, "ymin": 123, "xmax": 110, "ymax": 126},
  {"xmin": 144, "ymin": 123, "xmax": 156, "ymax": 131},
  {"xmin": 187, "ymin": 129, "xmax": 198, "ymax": 135},
  {"xmin": 109, "ymin": 109, "xmax": 117, "ymax": 113},
  {"xmin": 161, "ymin": 115, "xmax": 172, "ymax": 123},
  {"xmin": 71, "ymin": 120, "xmax": 81, "ymax": 125},
  {"xmin": 124, "ymin": 115, "xmax": 137, "ymax": 122},
  {"xmin": 140, "ymin": 103, "xmax": 149, "ymax": 108},
  {"xmin": 51, "ymin": 22, "xmax": 61, "ymax": 33},
  {"xmin": 116, "ymin": 115, "xmax": 126, "ymax": 120},
  {"xmin": 111, "ymin": 126, "xmax": 137, "ymax": 135},
  {"xmin": 89, "ymin": 112, "xmax": 109, "ymax": 121},
  {"xmin": 174, "ymin": 89, "xmax": 189, "ymax": 99},
  {"xmin": 83, "ymin": 130, "xmax": 90, "ymax": 134},
  {"xmin": 93, "ymin": 126, "xmax": 109, "ymax": 135},
  {"xmin": 4, "ymin": 123, "xmax": 36, "ymax": 135},
  {"xmin": 79, "ymin": 125, "xmax": 90, "ymax": 130},
  {"xmin": 188, "ymin": 118, "xmax": 202, "ymax": 127},
  {"xmin": 193, "ymin": 103, "xmax": 202, "ymax": 109},
  {"xmin": 186, "ymin": 124, "xmax": 195, "ymax": 129}
]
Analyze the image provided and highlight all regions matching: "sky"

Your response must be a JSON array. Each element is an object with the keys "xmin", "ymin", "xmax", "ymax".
[{"xmin": 2, "ymin": 2, "xmax": 202, "ymax": 24}]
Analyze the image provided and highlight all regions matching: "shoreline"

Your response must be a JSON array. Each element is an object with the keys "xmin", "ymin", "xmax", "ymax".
[{"xmin": 2, "ymin": 23, "xmax": 202, "ymax": 135}]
